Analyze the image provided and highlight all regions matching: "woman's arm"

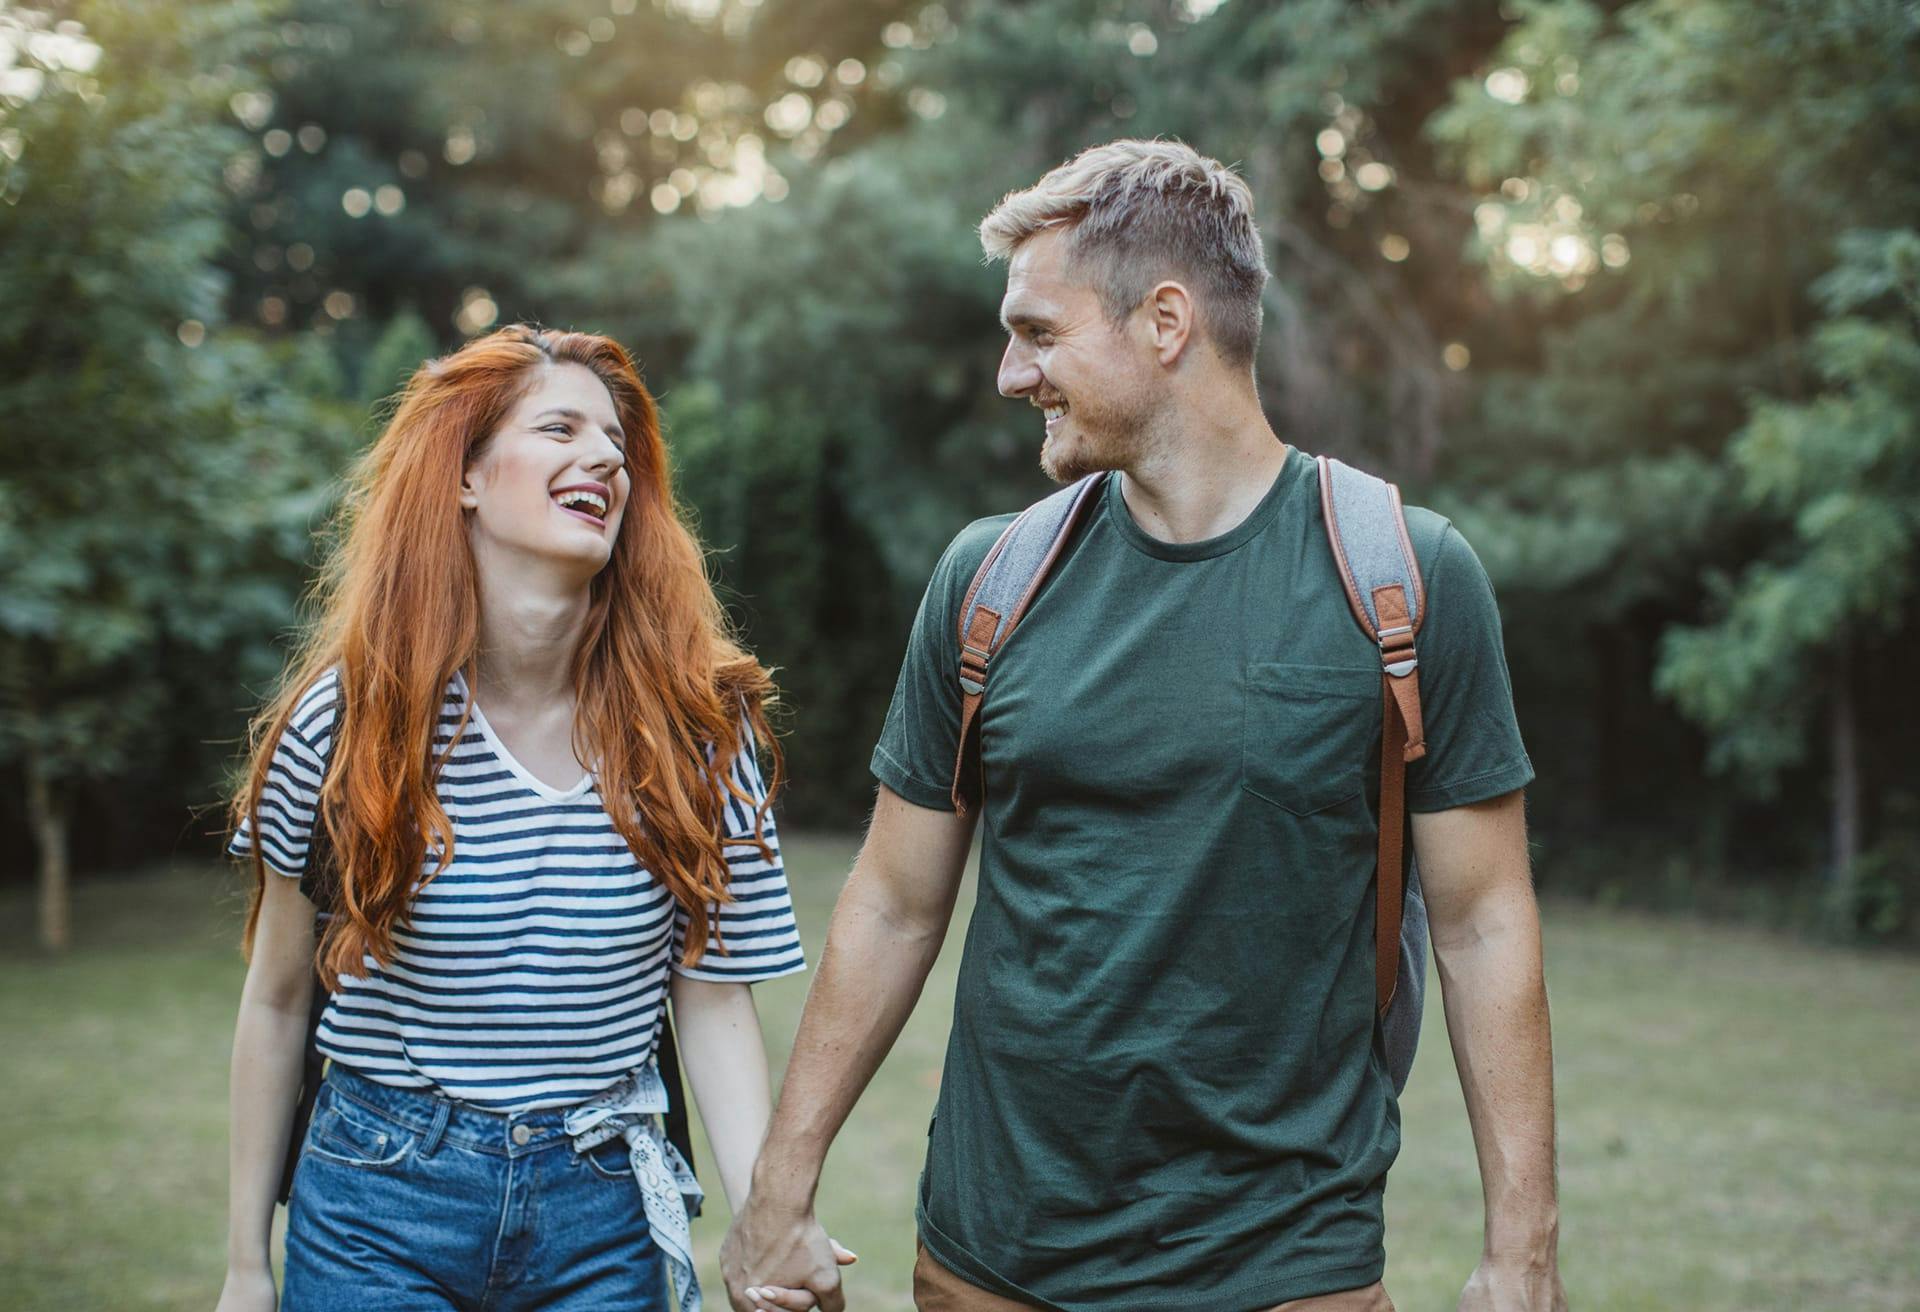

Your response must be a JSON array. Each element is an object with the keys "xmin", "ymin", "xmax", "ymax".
[
  {"xmin": 216, "ymin": 872, "xmax": 317, "ymax": 1311},
  {"xmin": 667, "ymin": 974, "xmax": 773, "ymax": 1213}
]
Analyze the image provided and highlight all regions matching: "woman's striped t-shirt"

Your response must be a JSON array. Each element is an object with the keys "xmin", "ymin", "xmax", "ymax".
[{"xmin": 229, "ymin": 668, "xmax": 805, "ymax": 1112}]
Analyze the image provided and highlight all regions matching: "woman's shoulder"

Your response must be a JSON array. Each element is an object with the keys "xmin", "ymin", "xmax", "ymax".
[{"xmin": 284, "ymin": 665, "xmax": 344, "ymax": 751}]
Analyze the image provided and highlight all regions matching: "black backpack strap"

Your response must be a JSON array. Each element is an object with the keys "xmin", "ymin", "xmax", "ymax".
[
  {"xmin": 949, "ymin": 473, "xmax": 1107, "ymax": 814},
  {"xmin": 655, "ymin": 1010, "xmax": 699, "ymax": 1215}
]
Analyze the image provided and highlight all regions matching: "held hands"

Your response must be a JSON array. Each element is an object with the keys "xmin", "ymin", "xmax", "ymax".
[
  {"xmin": 1457, "ymin": 1257, "xmax": 1569, "ymax": 1312},
  {"xmin": 720, "ymin": 1193, "xmax": 856, "ymax": 1312},
  {"xmin": 740, "ymin": 1238, "xmax": 857, "ymax": 1312}
]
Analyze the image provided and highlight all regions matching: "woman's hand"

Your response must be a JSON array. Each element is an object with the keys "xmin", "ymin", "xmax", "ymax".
[
  {"xmin": 744, "ymin": 1239, "xmax": 858, "ymax": 1312},
  {"xmin": 214, "ymin": 1264, "xmax": 277, "ymax": 1312}
]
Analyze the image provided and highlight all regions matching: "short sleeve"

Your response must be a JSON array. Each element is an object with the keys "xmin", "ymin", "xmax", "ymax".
[
  {"xmin": 1403, "ymin": 524, "xmax": 1535, "ymax": 812},
  {"xmin": 869, "ymin": 515, "xmax": 1015, "ymax": 811},
  {"xmin": 227, "ymin": 670, "xmax": 342, "ymax": 878},
  {"xmin": 672, "ymin": 718, "xmax": 807, "ymax": 983}
]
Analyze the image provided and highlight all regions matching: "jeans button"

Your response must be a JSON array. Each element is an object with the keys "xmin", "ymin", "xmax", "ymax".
[{"xmin": 511, "ymin": 1124, "xmax": 532, "ymax": 1146}]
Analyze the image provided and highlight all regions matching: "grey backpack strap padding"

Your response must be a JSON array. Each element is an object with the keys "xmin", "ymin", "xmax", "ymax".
[
  {"xmin": 949, "ymin": 472, "xmax": 1107, "ymax": 814},
  {"xmin": 958, "ymin": 473, "xmax": 1107, "ymax": 660},
  {"xmin": 1317, "ymin": 456, "xmax": 1426, "ymax": 642},
  {"xmin": 1316, "ymin": 454, "xmax": 1431, "ymax": 1095}
]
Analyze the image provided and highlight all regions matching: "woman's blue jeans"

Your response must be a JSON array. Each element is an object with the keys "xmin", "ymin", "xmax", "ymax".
[{"xmin": 283, "ymin": 1063, "xmax": 669, "ymax": 1311}]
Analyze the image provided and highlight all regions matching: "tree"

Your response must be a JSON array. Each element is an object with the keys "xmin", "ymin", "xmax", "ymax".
[
  {"xmin": 1425, "ymin": 0, "xmax": 1920, "ymax": 876},
  {"xmin": 0, "ymin": 1, "xmax": 353, "ymax": 946},
  {"xmin": 1657, "ymin": 230, "xmax": 1920, "ymax": 909}
]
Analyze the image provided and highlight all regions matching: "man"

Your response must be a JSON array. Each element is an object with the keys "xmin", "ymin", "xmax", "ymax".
[{"xmin": 724, "ymin": 139, "xmax": 1566, "ymax": 1312}]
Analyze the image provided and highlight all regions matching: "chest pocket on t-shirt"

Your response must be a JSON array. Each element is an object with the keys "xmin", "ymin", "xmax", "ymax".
[{"xmin": 1241, "ymin": 663, "xmax": 1381, "ymax": 814}]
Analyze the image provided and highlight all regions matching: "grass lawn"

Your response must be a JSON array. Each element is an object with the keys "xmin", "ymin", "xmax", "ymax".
[{"xmin": 2, "ymin": 835, "xmax": 1917, "ymax": 1310}]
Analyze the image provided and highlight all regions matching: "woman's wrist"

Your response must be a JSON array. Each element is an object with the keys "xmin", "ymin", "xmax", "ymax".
[{"xmin": 225, "ymin": 1236, "xmax": 273, "ymax": 1277}]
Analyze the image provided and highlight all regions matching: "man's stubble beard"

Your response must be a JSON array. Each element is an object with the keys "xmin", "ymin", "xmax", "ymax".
[{"xmin": 1038, "ymin": 396, "xmax": 1154, "ymax": 485}]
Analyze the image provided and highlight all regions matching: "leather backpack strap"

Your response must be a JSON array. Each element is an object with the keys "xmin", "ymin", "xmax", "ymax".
[
  {"xmin": 1317, "ymin": 456, "xmax": 1429, "ymax": 1015},
  {"xmin": 949, "ymin": 473, "xmax": 1106, "ymax": 815}
]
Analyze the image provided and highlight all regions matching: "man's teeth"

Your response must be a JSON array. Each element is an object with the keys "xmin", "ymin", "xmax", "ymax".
[
  {"xmin": 555, "ymin": 490, "xmax": 608, "ymax": 517},
  {"xmin": 1043, "ymin": 405, "xmax": 1067, "ymax": 422}
]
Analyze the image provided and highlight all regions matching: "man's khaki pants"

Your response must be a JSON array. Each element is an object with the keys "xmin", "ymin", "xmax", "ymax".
[{"xmin": 913, "ymin": 1244, "xmax": 1395, "ymax": 1311}]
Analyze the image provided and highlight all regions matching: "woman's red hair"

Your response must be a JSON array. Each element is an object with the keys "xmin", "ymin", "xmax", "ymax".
[{"xmin": 233, "ymin": 325, "xmax": 779, "ymax": 988}]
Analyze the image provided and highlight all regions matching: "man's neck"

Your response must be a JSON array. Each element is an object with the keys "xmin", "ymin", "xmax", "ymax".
[{"xmin": 1116, "ymin": 388, "xmax": 1288, "ymax": 545}]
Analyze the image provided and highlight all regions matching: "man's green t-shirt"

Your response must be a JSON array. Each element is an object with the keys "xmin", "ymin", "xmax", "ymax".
[{"xmin": 870, "ymin": 444, "xmax": 1533, "ymax": 1311}]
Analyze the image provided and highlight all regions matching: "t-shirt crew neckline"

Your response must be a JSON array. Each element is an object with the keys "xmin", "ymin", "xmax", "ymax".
[
  {"xmin": 452, "ymin": 668, "xmax": 595, "ymax": 802},
  {"xmin": 1101, "ymin": 443, "xmax": 1305, "ymax": 563}
]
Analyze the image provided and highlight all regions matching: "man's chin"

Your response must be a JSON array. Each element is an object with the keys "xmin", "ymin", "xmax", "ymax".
[{"xmin": 1039, "ymin": 433, "xmax": 1107, "ymax": 485}]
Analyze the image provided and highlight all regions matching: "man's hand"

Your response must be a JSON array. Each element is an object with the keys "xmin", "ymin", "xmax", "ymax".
[
  {"xmin": 1458, "ymin": 1257, "xmax": 1568, "ymax": 1311},
  {"xmin": 721, "ymin": 1194, "xmax": 848, "ymax": 1312}
]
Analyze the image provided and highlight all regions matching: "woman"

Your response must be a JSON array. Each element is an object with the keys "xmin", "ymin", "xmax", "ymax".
[{"xmin": 216, "ymin": 326, "xmax": 843, "ymax": 1311}]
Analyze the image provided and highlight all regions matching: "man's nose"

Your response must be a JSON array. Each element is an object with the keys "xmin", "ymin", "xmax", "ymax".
[{"xmin": 998, "ymin": 340, "xmax": 1040, "ymax": 398}]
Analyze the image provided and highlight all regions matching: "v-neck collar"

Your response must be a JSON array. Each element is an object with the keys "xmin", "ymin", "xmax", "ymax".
[{"xmin": 453, "ymin": 669, "xmax": 595, "ymax": 802}]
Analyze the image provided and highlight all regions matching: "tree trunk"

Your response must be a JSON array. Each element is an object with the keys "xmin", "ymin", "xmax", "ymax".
[
  {"xmin": 1829, "ymin": 636, "xmax": 1862, "ymax": 894},
  {"xmin": 25, "ymin": 746, "xmax": 71, "ymax": 952}
]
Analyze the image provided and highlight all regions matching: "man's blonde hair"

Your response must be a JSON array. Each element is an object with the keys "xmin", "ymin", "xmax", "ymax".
[{"xmin": 980, "ymin": 139, "xmax": 1269, "ymax": 367}]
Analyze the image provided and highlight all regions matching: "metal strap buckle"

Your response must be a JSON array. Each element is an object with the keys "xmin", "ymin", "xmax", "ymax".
[{"xmin": 1378, "ymin": 625, "xmax": 1417, "ymax": 677}]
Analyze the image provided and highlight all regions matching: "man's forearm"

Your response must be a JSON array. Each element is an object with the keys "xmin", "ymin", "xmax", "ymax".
[
  {"xmin": 1433, "ymin": 882, "xmax": 1560, "ymax": 1261},
  {"xmin": 751, "ymin": 864, "xmax": 952, "ymax": 1202}
]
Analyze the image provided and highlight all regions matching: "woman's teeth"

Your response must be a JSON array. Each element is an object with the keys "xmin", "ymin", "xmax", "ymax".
[{"xmin": 554, "ymin": 489, "xmax": 608, "ymax": 518}]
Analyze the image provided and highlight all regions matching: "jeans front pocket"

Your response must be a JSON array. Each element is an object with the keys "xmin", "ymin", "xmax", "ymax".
[
  {"xmin": 579, "ymin": 1138, "xmax": 633, "ymax": 1183},
  {"xmin": 303, "ymin": 1088, "xmax": 416, "ymax": 1171},
  {"xmin": 1241, "ymin": 662, "xmax": 1381, "ymax": 814}
]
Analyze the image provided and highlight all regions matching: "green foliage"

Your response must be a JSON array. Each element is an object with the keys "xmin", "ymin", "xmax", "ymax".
[
  {"xmin": 1657, "ymin": 230, "xmax": 1920, "ymax": 782},
  {"xmin": 3, "ymin": 0, "xmax": 1917, "ymax": 898},
  {"xmin": 358, "ymin": 309, "xmax": 436, "ymax": 405},
  {"xmin": 0, "ymin": 1, "xmax": 354, "ymax": 811},
  {"xmin": 1420, "ymin": 0, "xmax": 1920, "ymax": 867}
]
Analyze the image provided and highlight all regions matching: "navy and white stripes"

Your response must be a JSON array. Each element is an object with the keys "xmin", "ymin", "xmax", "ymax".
[{"xmin": 230, "ymin": 668, "xmax": 804, "ymax": 1112}]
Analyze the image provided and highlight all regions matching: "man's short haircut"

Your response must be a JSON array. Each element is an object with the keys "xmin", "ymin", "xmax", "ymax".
[{"xmin": 980, "ymin": 139, "xmax": 1270, "ymax": 368}]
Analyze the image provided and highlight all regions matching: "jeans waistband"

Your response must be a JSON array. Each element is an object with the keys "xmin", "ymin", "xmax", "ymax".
[{"xmin": 322, "ymin": 1062, "xmax": 577, "ymax": 1158}]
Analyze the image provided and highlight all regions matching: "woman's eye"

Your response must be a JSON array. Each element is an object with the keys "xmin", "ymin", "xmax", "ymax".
[{"xmin": 541, "ymin": 424, "xmax": 572, "ymax": 436}]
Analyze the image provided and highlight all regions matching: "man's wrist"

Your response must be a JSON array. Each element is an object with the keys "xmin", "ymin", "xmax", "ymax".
[
  {"xmin": 747, "ymin": 1144, "xmax": 824, "ymax": 1211},
  {"xmin": 1482, "ymin": 1210, "xmax": 1560, "ymax": 1268}
]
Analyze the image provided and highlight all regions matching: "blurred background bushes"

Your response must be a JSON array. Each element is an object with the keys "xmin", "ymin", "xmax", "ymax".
[{"xmin": 2, "ymin": 0, "xmax": 1916, "ymax": 946}]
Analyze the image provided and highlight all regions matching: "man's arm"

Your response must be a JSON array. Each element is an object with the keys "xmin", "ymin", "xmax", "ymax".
[
  {"xmin": 1411, "ymin": 789, "xmax": 1569, "ymax": 1312},
  {"xmin": 723, "ymin": 784, "xmax": 975, "ymax": 1312}
]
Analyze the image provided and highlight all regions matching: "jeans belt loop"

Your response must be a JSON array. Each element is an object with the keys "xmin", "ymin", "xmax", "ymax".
[{"xmin": 416, "ymin": 1097, "xmax": 452, "ymax": 1160}]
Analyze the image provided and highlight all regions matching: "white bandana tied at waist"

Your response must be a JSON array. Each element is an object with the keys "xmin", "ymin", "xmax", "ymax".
[{"xmin": 563, "ymin": 1060, "xmax": 706, "ymax": 1312}]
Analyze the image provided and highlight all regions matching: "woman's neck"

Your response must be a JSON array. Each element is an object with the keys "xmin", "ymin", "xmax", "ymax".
[{"xmin": 469, "ymin": 550, "xmax": 591, "ymax": 713}]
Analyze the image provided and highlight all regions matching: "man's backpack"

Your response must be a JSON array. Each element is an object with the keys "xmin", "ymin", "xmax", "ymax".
[
  {"xmin": 944, "ymin": 456, "xmax": 1431, "ymax": 1095},
  {"xmin": 272, "ymin": 769, "xmax": 700, "ymax": 1205}
]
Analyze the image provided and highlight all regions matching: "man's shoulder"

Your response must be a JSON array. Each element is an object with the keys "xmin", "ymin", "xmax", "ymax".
[
  {"xmin": 1398, "ymin": 502, "xmax": 1458, "ymax": 577},
  {"xmin": 932, "ymin": 510, "xmax": 1024, "ymax": 588}
]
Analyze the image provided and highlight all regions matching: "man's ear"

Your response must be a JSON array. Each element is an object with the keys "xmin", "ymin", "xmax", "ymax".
[{"xmin": 1144, "ymin": 280, "xmax": 1194, "ymax": 365}]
